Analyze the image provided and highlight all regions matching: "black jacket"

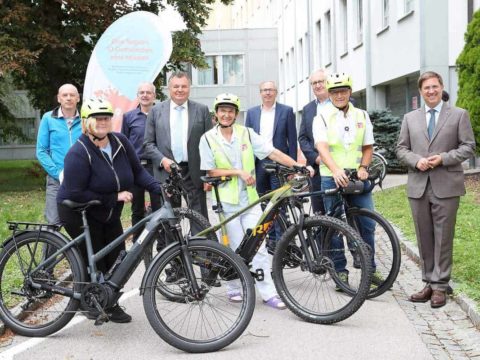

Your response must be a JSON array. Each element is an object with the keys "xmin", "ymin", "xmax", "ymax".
[{"xmin": 57, "ymin": 132, "xmax": 161, "ymax": 223}]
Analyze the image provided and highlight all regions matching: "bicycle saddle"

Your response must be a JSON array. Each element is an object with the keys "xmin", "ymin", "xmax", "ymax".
[
  {"xmin": 62, "ymin": 199, "xmax": 102, "ymax": 211},
  {"xmin": 200, "ymin": 176, "xmax": 231, "ymax": 186}
]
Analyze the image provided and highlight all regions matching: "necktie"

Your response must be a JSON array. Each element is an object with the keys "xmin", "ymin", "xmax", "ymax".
[
  {"xmin": 428, "ymin": 109, "xmax": 436, "ymax": 140},
  {"xmin": 172, "ymin": 105, "xmax": 184, "ymax": 162}
]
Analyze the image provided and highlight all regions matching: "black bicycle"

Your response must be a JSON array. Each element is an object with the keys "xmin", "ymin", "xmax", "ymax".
[
  {"xmin": 142, "ymin": 163, "xmax": 217, "ymax": 268},
  {"xmin": 0, "ymin": 188, "xmax": 255, "ymax": 353},
  {"xmin": 194, "ymin": 165, "xmax": 373, "ymax": 325},
  {"xmin": 269, "ymin": 163, "xmax": 401, "ymax": 299}
]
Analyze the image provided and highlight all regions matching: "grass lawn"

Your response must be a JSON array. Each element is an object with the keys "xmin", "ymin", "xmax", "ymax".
[{"xmin": 374, "ymin": 176, "xmax": 480, "ymax": 306}]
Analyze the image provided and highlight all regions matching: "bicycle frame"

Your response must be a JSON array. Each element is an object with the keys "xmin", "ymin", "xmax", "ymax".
[
  {"xmin": 24, "ymin": 201, "xmax": 180, "ymax": 300},
  {"xmin": 196, "ymin": 178, "xmax": 311, "ymax": 266}
]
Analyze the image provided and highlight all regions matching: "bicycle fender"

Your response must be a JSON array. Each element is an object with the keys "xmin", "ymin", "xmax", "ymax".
[{"xmin": 1, "ymin": 229, "xmax": 70, "ymax": 249}]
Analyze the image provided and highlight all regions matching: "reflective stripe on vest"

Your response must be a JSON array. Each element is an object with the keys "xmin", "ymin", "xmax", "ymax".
[
  {"xmin": 206, "ymin": 124, "xmax": 259, "ymax": 205},
  {"xmin": 319, "ymin": 107, "xmax": 366, "ymax": 177}
]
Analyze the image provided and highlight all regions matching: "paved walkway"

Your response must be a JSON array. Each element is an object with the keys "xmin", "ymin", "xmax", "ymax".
[{"xmin": 1, "ymin": 173, "xmax": 480, "ymax": 359}]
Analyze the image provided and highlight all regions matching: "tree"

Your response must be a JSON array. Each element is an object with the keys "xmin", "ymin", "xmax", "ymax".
[
  {"xmin": 0, "ymin": 0, "xmax": 233, "ymax": 115},
  {"xmin": 456, "ymin": 9, "xmax": 480, "ymax": 154},
  {"xmin": 369, "ymin": 109, "xmax": 406, "ymax": 173}
]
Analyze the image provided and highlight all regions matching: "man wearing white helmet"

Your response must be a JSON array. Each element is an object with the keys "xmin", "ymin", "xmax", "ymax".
[
  {"xmin": 313, "ymin": 73, "xmax": 381, "ymax": 289},
  {"xmin": 199, "ymin": 93, "xmax": 306, "ymax": 309}
]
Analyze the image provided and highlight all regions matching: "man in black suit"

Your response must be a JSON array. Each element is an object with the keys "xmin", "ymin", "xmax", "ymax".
[
  {"xmin": 298, "ymin": 69, "xmax": 329, "ymax": 214},
  {"xmin": 144, "ymin": 71, "xmax": 212, "ymax": 219}
]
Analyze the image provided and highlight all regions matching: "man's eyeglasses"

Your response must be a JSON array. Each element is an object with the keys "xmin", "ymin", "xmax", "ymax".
[
  {"xmin": 138, "ymin": 91, "xmax": 154, "ymax": 95},
  {"xmin": 260, "ymin": 88, "xmax": 276, "ymax": 93},
  {"xmin": 311, "ymin": 80, "xmax": 325, "ymax": 86}
]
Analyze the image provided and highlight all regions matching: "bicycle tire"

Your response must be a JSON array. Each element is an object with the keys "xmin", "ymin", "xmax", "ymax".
[
  {"xmin": 143, "ymin": 208, "xmax": 217, "ymax": 268},
  {"xmin": 346, "ymin": 207, "xmax": 401, "ymax": 298},
  {"xmin": 0, "ymin": 231, "xmax": 85, "ymax": 337},
  {"xmin": 371, "ymin": 152, "xmax": 387, "ymax": 181},
  {"xmin": 272, "ymin": 215, "xmax": 371, "ymax": 324},
  {"xmin": 142, "ymin": 240, "xmax": 255, "ymax": 353}
]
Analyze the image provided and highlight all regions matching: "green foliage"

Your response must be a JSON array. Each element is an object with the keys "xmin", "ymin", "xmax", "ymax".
[
  {"xmin": 0, "ymin": 160, "xmax": 45, "ymax": 192},
  {"xmin": 456, "ymin": 9, "xmax": 480, "ymax": 154},
  {"xmin": 0, "ymin": 76, "xmax": 29, "ymax": 143},
  {"xmin": 369, "ymin": 109, "xmax": 407, "ymax": 173},
  {"xmin": 0, "ymin": 0, "xmax": 233, "ymax": 113}
]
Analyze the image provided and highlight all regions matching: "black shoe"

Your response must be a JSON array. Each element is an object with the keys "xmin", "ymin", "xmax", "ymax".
[
  {"xmin": 165, "ymin": 266, "xmax": 185, "ymax": 283},
  {"xmin": 108, "ymin": 305, "xmax": 132, "ymax": 323}
]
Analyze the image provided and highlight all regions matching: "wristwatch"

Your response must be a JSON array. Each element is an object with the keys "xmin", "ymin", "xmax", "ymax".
[{"xmin": 358, "ymin": 164, "xmax": 369, "ymax": 171}]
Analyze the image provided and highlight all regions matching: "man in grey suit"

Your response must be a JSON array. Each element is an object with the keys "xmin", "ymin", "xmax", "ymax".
[
  {"xmin": 396, "ymin": 71, "xmax": 475, "ymax": 308},
  {"xmin": 144, "ymin": 71, "xmax": 212, "ymax": 219}
]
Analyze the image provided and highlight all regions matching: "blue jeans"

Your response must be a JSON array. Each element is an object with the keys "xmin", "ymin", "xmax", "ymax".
[
  {"xmin": 256, "ymin": 159, "xmax": 284, "ymax": 247},
  {"xmin": 321, "ymin": 176, "xmax": 376, "ymax": 273}
]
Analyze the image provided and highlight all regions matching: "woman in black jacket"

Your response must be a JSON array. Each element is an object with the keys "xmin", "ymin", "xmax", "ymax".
[{"xmin": 57, "ymin": 98, "xmax": 162, "ymax": 323}]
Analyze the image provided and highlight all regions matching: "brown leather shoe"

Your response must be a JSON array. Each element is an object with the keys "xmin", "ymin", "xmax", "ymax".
[
  {"xmin": 409, "ymin": 286, "xmax": 432, "ymax": 303},
  {"xmin": 430, "ymin": 290, "xmax": 447, "ymax": 308}
]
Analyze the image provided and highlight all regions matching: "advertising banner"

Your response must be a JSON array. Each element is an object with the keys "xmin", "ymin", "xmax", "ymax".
[{"xmin": 83, "ymin": 11, "xmax": 172, "ymax": 131}]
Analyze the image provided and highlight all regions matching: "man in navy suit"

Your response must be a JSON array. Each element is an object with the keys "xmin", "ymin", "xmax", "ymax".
[
  {"xmin": 245, "ymin": 80, "xmax": 297, "ymax": 252},
  {"xmin": 298, "ymin": 69, "xmax": 329, "ymax": 214}
]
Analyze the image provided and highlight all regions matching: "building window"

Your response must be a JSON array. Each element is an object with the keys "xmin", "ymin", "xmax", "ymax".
[
  {"xmin": 356, "ymin": 0, "xmax": 363, "ymax": 44},
  {"xmin": 290, "ymin": 47, "xmax": 295, "ymax": 86},
  {"xmin": 382, "ymin": 0, "xmax": 389, "ymax": 28},
  {"xmin": 197, "ymin": 56, "xmax": 218, "ymax": 85},
  {"xmin": 325, "ymin": 10, "xmax": 332, "ymax": 64},
  {"xmin": 298, "ymin": 38, "xmax": 303, "ymax": 81},
  {"xmin": 195, "ymin": 54, "xmax": 244, "ymax": 86},
  {"xmin": 340, "ymin": 0, "xmax": 348, "ymax": 53},
  {"xmin": 404, "ymin": 0, "xmax": 414, "ymax": 13},
  {"xmin": 279, "ymin": 58, "xmax": 285, "ymax": 91},
  {"xmin": 315, "ymin": 20, "xmax": 322, "ymax": 68},
  {"xmin": 223, "ymin": 55, "xmax": 244, "ymax": 85}
]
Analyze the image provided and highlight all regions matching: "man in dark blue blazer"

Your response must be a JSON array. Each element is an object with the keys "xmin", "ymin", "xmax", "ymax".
[
  {"xmin": 245, "ymin": 80, "xmax": 297, "ymax": 252},
  {"xmin": 298, "ymin": 69, "xmax": 329, "ymax": 214}
]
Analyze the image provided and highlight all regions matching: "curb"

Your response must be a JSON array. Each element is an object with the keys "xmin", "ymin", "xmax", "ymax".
[{"xmin": 395, "ymin": 225, "xmax": 480, "ymax": 329}]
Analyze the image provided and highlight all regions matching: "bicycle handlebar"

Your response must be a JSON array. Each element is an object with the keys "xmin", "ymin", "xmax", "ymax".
[{"xmin": 263, "ymin": 162, "xmax": 310, "ymax": 176}]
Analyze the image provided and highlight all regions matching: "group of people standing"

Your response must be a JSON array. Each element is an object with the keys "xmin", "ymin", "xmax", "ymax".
[{"xmin": 35, "ymin": 68, "xmax": 475, "ymax": 322}]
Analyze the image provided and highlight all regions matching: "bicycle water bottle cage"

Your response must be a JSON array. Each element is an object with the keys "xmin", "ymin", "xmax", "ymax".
[{"xmin": 342, "ymin": 180, "xmax": 364, "ymax": 194}]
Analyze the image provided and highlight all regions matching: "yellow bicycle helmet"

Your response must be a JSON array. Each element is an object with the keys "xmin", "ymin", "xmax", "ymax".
[
  {"xmin": 326, "ymin": 73, "xmax": 353, "ymax": 91},
  {"xmin": 213, "ymin": 93, "xmax": 240, "ymax": 112},
  {"xmin": 80, "ymin": 98, "xmax": 114, "ymax": 120}
]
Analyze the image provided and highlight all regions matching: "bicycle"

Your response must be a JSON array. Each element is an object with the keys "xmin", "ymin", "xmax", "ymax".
[
  {"xmin": 303, "ymin": 167, "xmax": 400, "ymax": 298},
  {"xmin": 142, "ymin": 163, "xmax": 217, "ymax": 268},
  {"xmin": 195, "ymin": 165, "xmax": 373, "ymax": 324},
  {"xmin": 0, "ymin": 188, "xmax": 255, "ymax": 353},
  {"xmin": 371, "ymin": 149, "xmax": 388, "ymax": 183}
]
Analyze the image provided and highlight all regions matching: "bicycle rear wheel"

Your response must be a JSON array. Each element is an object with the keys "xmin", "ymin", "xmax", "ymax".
[
  {"xmin": 142, "ymin": 240, "xmax": 255, "ymax": 353},
  {"xmin": 143, "ymin": 208, "xmax": 217, "ymax": 268},
  {"xmin": 346, "ymin": 207, "xmax": 401, "ymax": 298},
  {"xmin": 0, "ymin": 231, "xmax": 85, "ymax": 337},
  {"xmin": 272, "ymin": 215, "xmax": 371, "ymax": 324},
  {"xmin": 371, "ymin": 152, "xmax": 387, "ymax": 181}
]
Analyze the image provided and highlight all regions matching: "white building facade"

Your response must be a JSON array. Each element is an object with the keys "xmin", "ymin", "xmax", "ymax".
[{"xmin": 206, "ymin": 0, "xmax": 480, "ymax": 118}]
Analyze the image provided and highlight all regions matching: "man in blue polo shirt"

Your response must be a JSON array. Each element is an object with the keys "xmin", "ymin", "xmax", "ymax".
[
  {"xmin": 36, "ymin": 83, "xmax": 82, "ymax": 225},
  {"xmin": 121, "ymin": 82, "xmax": 161, "ymax": 239}
]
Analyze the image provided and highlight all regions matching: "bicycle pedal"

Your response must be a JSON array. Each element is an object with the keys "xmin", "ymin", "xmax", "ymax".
[
  {"xmin": 94, "ymin": 313, "xmax": 109, "ymax": 326},
  {"xmin": 254, "ymin": 269, "xmax": 264, "ymax": 281}
]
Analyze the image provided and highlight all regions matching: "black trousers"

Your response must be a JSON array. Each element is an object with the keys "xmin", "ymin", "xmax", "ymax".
[
  {"xmin": 130, "ymin": 162, "xmax": 162, "ymax": 240},
  {"xmin": 58, "ymin": 203, "xmax": 124, "ymax": 274}
]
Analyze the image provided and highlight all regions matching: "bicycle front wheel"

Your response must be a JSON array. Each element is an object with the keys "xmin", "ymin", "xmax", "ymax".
[
  {"xmin": 143, "ymin": 208, "xmax": 217, "ymax": 268},
  {"xmin": 0, "ymin": 231, "xmax": 85, "ymax": 337},
  {"xmin": 142, "ymin": 240, "xmax": 255, "ymax": 353},
  {"xmin": 347, "ymin": 207, "xmax": 401, "ymax": 298},
  {"xmin": 272, "ymin": 215, "xmax": 371, "ymax": 324}
]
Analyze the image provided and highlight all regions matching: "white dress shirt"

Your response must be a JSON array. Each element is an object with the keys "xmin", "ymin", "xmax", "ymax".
[{"xmin": 169, "ymin": 100, "xmax": 189, "ymax": 162}]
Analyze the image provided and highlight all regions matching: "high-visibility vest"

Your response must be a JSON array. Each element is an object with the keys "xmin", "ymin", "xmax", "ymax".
[
  {"xmin": 318, "ymin": 105, "xmax": 366, "ymax": 176},
  {"xmin": 205, "ymin": 124, "xmax": 259, "ymax": 205}
]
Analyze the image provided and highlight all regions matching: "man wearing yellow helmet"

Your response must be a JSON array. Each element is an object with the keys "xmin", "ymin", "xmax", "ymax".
[
  {"xmin": 313, "ymin": 73, "xmax": 381, "ymax": 289},
  {"xmin": 199, "ymin": 93, "xmax": 307, "ymax": 309}
]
